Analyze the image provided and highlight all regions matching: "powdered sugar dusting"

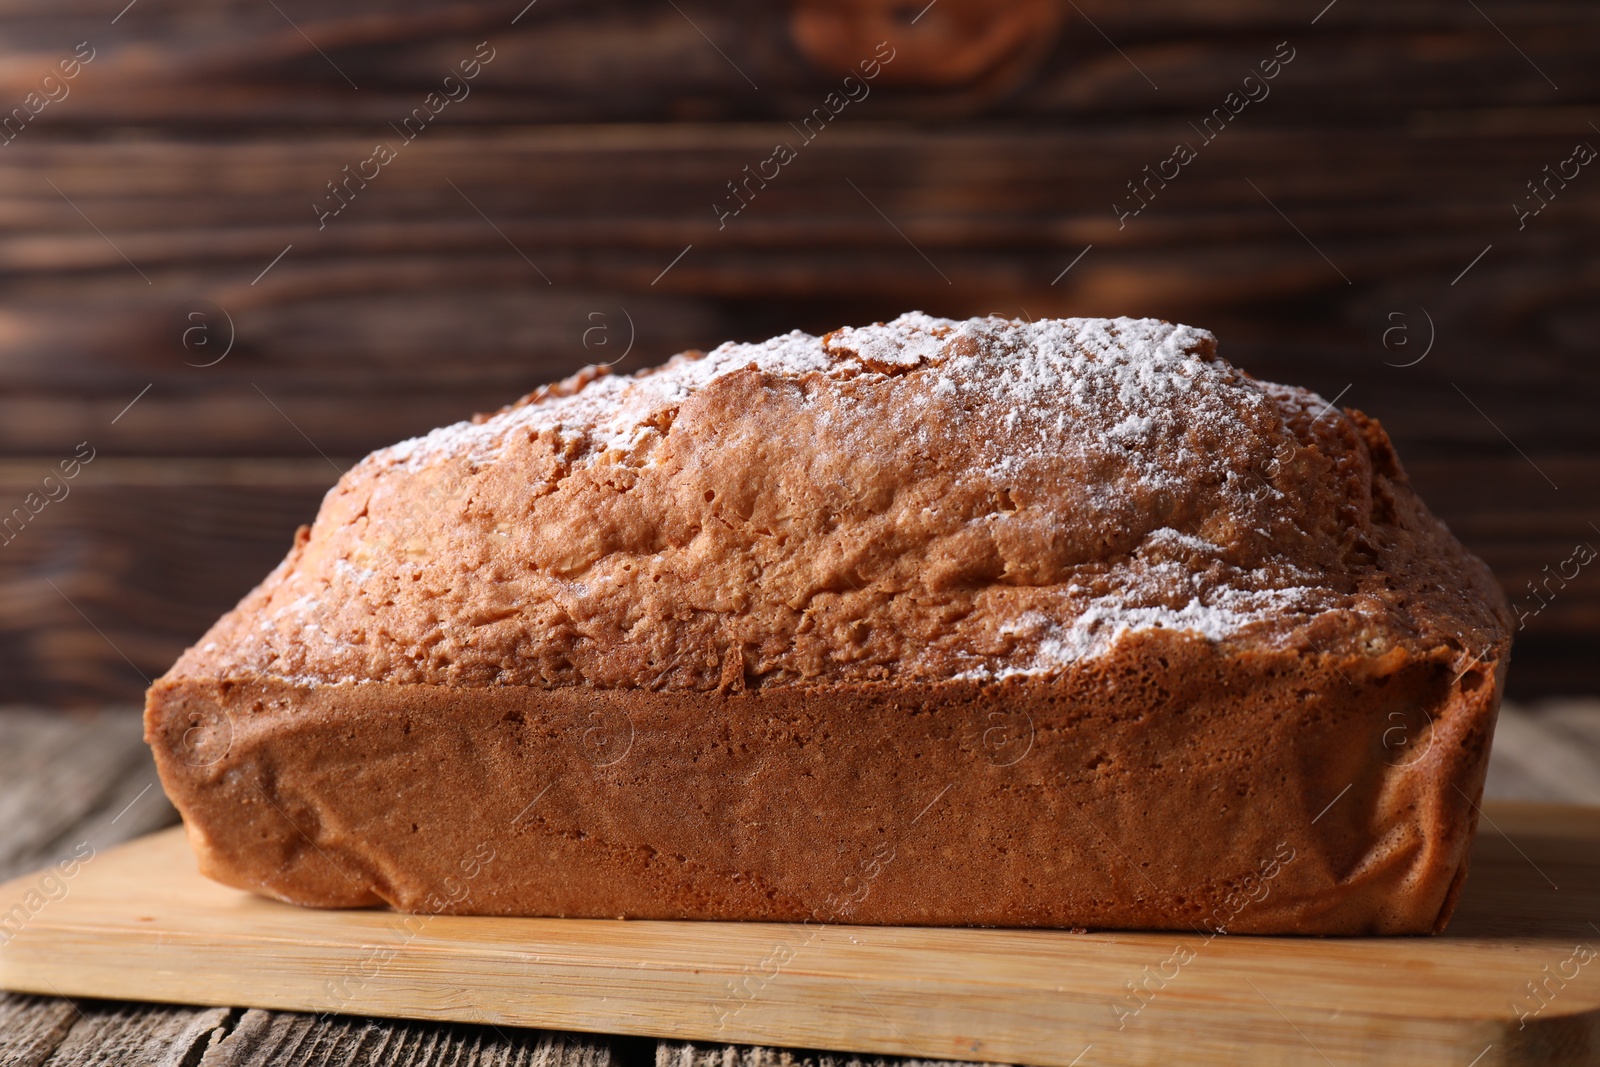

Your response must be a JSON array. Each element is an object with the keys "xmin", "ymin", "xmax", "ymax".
[
  {"xmin": 376, "ymin": 314, "xmax": 1235, "ymax": 483},
  {"xmin": 381, "ymin": 329, "xmax": 836, "ymax": 472},
  {"xmin": 968, "ymin": 583, "xmax": 1334, "ymax": 682},
  {"xmin": 826, "ymin": 311, "xmax": 952, "ymax": 368}
]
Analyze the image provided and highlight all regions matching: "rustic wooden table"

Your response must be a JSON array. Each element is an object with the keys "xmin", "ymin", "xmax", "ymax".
[{"xmin": 2, "ymin": 703, "xmax": 1597, "ymax": 1066}]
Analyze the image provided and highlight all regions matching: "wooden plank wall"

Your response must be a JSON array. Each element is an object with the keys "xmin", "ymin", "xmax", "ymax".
[{"xmin": 0, "ymin": 0, "xmax": 1596, "ymax": 704}]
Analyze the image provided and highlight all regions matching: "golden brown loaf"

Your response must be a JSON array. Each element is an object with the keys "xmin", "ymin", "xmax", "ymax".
[{"xmin": 146, "ymin": 314, "xmax": 1512, "ymax": 935}]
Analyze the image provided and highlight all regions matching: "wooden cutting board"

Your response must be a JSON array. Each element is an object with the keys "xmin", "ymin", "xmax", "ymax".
[{"xmin": 2, "ymin": 801, "xmax": 1597, "ymax": 1067}]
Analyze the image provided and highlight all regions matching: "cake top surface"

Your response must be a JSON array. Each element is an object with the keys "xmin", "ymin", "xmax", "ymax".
[
  {"xmin": 389, "ymin": 314, "xmax": 1220, "ymax": 481},
  {"xmin": 169, "ymin": 314, "xmax": 1510, "ymax": 690}
]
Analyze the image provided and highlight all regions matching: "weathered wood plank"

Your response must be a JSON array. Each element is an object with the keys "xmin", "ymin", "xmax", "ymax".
[
  {"xmin": 0, "ymin": 471, "xmax": 335, "ymax": 705},
  {"xmin": 1, "ymin": 127, "xmax": 1593, "ymax": 460},
  {"xmin": 0, "ymin": 0, "xmax": 1593, "ymax": 126},
  {"xmin": 34, "ymin": 1002, "xmax": 235, "ymax": 1067},
  {"xmin": 197, "ymin": 1009, "xmax": 618, "ymax": 1067},
  {"xmin": 3, "ymin": 127, "xmax": 1591, "ymax": 251},
  {"xmin": 0, "ymin": 712, "xmax": 185, "ymax": 1065},
  {"xmin": 0, "ymin": 993, "xmax": 628, "ymax": 1067},
  {"xmin": 0, "ymin": 979, "xmax": 629, "ymax": 1064},
  {"xmin": 655, "ymin": 1043, "xmax": 989, "ymax": 1067},
  {"xmin": 0, "ymin": 993, "xmax": 78, "ymax": 1067},
  {"xmin": 0, "ymin": 709, "xmax": 176, "ymax": 882},
  {"xmin": 1482, "ymin": 700, "xmax": 1600, "ymax": 806},
  {"xmin": 1537, "ymin": 698, "xmax": 1600, "ymax": 754}
]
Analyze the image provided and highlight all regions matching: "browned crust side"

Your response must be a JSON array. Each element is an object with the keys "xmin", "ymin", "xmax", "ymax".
[{"xmin": 145, "ymin": 630, "xmax": 1507, "ymax": 935}]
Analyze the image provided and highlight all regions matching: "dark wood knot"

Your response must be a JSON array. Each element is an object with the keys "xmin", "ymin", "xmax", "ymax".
[{"xmin": 789, "ymin": 0, "xmax": 1064, "ymax": 91}]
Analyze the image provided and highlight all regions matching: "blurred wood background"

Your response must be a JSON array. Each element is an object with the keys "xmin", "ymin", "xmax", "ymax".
[{"xmin": 0, "ymin": 0, "xmax": 1597, "ymax": 705}]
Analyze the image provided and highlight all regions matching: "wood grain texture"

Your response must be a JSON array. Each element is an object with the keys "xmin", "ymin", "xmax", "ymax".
[
  {"xmin": 0, "ymin": 0, "xmax": 1594, "ymax": 124},
  {"xmin": 195, "ymin": 1009, "xmax": 622, "ymax": 1067},
  {"xmin": 0, "ymin": 463, "xmax": 340, "ymax": 706},
  {"xmin": 0, "ymin": 708, "xmax": 175, "ymax": 883},
  {"xmin": 0, "ymin": 993, "xmax": 80, "ymax": 1067},
  {"xmin": 0, "ymin": 7, "xmax": 1595, "ymax": 714},
  {"xmin": 0, "ymin": 707, "xmax": 205, "ymax": 1067},
  {"xmin": 1483, "ymin": 698, "xmax": 1600, "ymax": 805},
  {"xmin": 4, "ymin": 803, "xmax": 1600, "ymax": 1066},
  {"xmin": 0, "ymin": 991, "xmax": 633, "ymax": 1066},
  {"xmin": 655, "ymin": 1043, "xmax": 985, "ymax": 1067},
  {"xmin": 34, "ymin": 1002, "xmax": 236, "ymax": 1067}
]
